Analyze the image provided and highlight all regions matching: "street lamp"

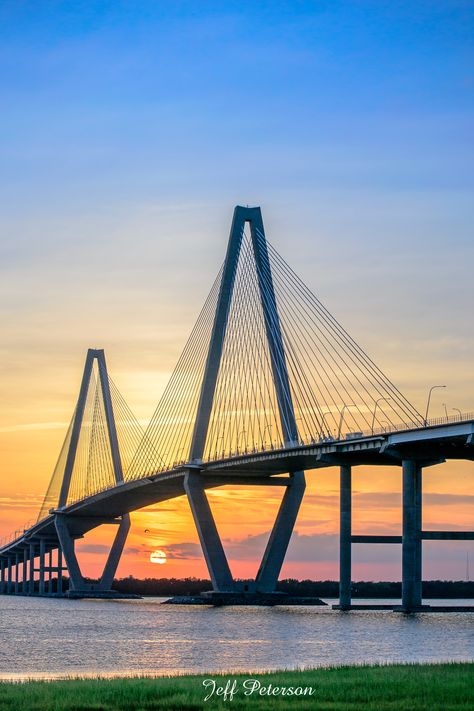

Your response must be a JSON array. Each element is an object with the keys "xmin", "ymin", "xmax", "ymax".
[
  {"xmin": 337, "ymin": 404, "xmax": 355, "ymax": 440},
  {"xmin": 424, "ymin": 385, "xmax": 446, "ymax": 425},
  {"xmin": 371, "ymin": 397, "xmax": 392, "ymax": 434},
  {"xmin": 452, "ymin": 408, "xmax": 462, "ymax": 421},
  {"xmin": 442, "ymin": 403, "xmax": 448, "ymax": 419},
  {"xmin": 320, "ymin": 411, "xmax": 333, "ymax": 439}
]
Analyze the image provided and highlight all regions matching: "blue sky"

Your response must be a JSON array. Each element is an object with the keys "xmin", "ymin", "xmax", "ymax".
[{"xmin": 1, "ymin": 1, "xmax": 472, "ymax": 212}]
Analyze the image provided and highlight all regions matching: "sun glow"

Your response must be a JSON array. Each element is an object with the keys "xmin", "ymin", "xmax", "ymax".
[{"xmin": 150, "ymin": 549, "xmax": 167, "ymax": 565}]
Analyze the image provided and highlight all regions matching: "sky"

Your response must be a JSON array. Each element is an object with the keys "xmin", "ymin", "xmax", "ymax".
[{"xmin": 0, "ymin": 0, "xmax": 473, "ymax": 582}]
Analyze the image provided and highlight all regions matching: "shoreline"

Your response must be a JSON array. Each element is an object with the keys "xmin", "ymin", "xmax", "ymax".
[
  {"xmin": 0, "ymin": 658, "xmax": 474, "ymax": 688},
  {"xmin": 1, "ymin": 659, "xmax": 474, "ymax": 684}
]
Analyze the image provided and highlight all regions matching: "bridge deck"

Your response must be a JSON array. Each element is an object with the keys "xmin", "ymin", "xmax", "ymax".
[{"xmin": 1, "ymin": 418, "xmax": 473, "ymax": 559}]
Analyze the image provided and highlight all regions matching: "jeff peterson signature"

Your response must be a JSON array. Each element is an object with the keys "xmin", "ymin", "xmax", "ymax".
[{"xmin": 203, "ymin": 677, "xmax": 315, "ymax": 701}]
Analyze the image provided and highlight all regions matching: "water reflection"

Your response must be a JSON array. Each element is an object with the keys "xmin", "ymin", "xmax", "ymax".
[{"xmin": 0, "ymin": 597, "xmax": 472, "ymax": 680}]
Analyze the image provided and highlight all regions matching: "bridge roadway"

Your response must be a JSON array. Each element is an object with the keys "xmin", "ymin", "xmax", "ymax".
[{"xmin": 2, "ymin": 417, "xmax": 473, "ymax": 562}]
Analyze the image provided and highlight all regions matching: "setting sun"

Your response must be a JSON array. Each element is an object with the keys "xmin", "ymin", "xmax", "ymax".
[{"xmin": 150, "ymin": 550, "xmax": 167, "ymax": 565}]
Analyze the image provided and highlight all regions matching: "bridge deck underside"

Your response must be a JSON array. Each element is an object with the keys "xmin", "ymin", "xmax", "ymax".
[{"xmin": 2, "ymin": 423, "xmax": 473, "ymax": 561}]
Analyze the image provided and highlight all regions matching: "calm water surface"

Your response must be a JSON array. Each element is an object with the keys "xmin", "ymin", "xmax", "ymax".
[{"xmin": 0, "ymin": 597, "xmax": 472, "ymax": 679}]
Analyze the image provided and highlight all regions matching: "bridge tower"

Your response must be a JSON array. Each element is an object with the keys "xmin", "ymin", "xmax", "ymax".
[
  {"xmin": 53, "ymin": 349, "xmax": 131, "ymax": 596},
  {"xmin": 184, "ymin": 206, "xmax": 306, "ymax": 596}
]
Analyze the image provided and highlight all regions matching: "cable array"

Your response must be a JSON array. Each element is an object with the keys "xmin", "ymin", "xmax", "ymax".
[
  {"xmin": 127, "ymin": 226, "xmax": 422, "ymax": 475},
  {"xmin": 37, "ymin": 362, "xmax": 145, "ymax": 519},
  {"xmin": 126, "ymin": 266, "xmax": 224, "ymax": 478},
  {"xmin": 36, "ymin": 417, "xmax": 74, "ymax": 522},
  {"xmin": 38, "ymin": 219, "xmax": 424, "ymax": 517}
]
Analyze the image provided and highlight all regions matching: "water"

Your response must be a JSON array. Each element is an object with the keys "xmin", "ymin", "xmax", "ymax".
[{"xmin": 0, "ymin": 597, "xmax": 472, "ymax": 680}]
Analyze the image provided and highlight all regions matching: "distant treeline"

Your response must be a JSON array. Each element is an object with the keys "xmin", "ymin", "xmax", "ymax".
[{"xmin": 110, "ymin": 577, "xmax": 474, "ymax": 598}]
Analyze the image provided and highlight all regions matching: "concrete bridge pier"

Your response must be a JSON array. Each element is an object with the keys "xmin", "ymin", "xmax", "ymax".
[
  {"xmin": 14, "ymin": 553, "xmax": 19, "ymax": 594},
  {"xmin": 184, "ymin": 470, "xmax": 235, "ymax": 592},
  {"xmin": 38, "ymin": 538, "xmax": 45, "ymax": 595},
  {"xmin": 338, "ymin": 464, "xmax": 352, "ymax": 610},
  {"xmin": 401, "ymin": 459, "xmax": 423, "ymax": 612},
  {"xmin": 55, "ymin": 513, "xmax": 133, "ymax": 598},
  {"xmin": 57, "ymin": 546, "xmax": 63, "ymax": 595},
  {"xmin": 22, "ymin": 548, "xmax": 27, "ymax": 594},
  {"xmin": 255, "ymin": 471, "xmax": 306, "ymax": 593},
  {"xmin": 28, "ymin": 542, "xmax": 35, "ymax": 595},
  {"xmin": 7, "ymin": 557, "xmax": 12, "ymax": 594},
  {"xmin": 47, "ymin": 548, "xmax": 53, "ymax": 594},
  {"xmin": 0, "ymin": 557, "xmax": 5, "ymax": 594}
]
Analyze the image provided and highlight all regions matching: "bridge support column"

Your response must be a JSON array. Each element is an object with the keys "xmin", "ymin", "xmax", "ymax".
[
  {"xmin": 55, "ymin": 514, "xmax": 130, "ymax": 595},
  {"xmin": 22, "ymin": 548, "xmax": 28, "ymax": 594},
  {"xmin": 57, "ymin": 546, "xmax": 63, "ymax": 595},
  {"xmin": 339, "ymin": 464, "xmax": 352, "ymax": 610},
  {"xmin": 38, "ymin": 539, "xmax": 45, "ymax": 595},
  {"xmin": 14, "ymin": 553, "xmax": 19, "ymax": 594},
  {"xmin": 184, "ymin": 470, "xmax": 235, "ymax": 592},
  {"xmin": 402, "ymin": 460, "xmax": 422, "ymax": 612},
  {"xmin": 54, "ymin": 516, "xmax": 85, "ymax": 592},
  {"xmin": 97, "ymin": 514, "xmax": 130, "ymax": 591},
  {"xmin": 0, "ymin": 558, "xmax": 5, "ymax": 594},
  {"xmin": 47, "ymin": 549, "xmax": 53, "ymax": 594},
  {"xmin": 255, "ymin": 471, "xmax": 306, "ymax": 593},
  {"xmin": 29, "ymin": 543, "xmax": 35, "ymax": 595},
  {"xmin": 7, "ymin": 557, "xmax": 12, "ymax": 594}
]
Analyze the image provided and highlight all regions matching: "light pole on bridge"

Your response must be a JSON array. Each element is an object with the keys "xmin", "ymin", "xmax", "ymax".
[
  {"xmin": 337, "ymin": 404, "xmax": 355, "ymax": 440},
  {"xmin": 371, "ymin": 397, "xmax": 392, "ymax": 435},
  {"xmin": 320, "ymin": 411, "xmax": 333, "ymax": 439},
  {"xmin": 424, "ymin": 385, "xmax": 446, "ymax": 425}
]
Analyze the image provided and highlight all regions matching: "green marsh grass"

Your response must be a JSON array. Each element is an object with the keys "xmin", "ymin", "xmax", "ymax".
[{"xmin": 0, "ymin": 663, "xmax": 472, "ymax": 711}]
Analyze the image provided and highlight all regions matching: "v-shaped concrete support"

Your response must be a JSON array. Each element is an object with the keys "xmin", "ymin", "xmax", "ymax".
[
  {"xmin": 185, "ymin": 470, "xmax": 305, "ymax": 594},
  {"xmin": 55, "ymin": 514, "xmax": 130, "ymax": 593}
]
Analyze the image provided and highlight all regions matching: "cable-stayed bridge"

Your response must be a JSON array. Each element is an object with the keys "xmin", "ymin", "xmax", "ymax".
[{"xmin": 1, "ymin": 206, "xmax": 473, "ymax": 611}]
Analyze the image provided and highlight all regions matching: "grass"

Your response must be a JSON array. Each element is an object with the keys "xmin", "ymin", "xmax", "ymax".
[{"xmin": 0, "ymin": 663, "xmax": 472, "ymax": 711}]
